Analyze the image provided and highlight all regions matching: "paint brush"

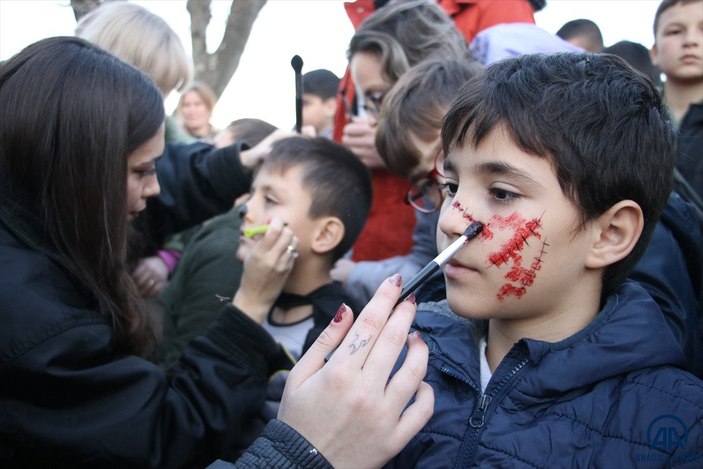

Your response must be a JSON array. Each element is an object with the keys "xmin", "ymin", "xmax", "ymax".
[
  {"xmin": 395, "ymin": 221, "xmax": 483, "ymax": 306},
  {"xmin": 323, "ymin": 221, "xmax": 483, "ymax": 364},
  {"xmin": 291, "ymin": 55, "xmax": 303, "ymax": 133}
]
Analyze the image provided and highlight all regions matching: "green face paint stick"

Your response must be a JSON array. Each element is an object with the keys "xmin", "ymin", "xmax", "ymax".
[{"xmin": 242, "ymin": 224, "xmax": 269, "ymax": 238}]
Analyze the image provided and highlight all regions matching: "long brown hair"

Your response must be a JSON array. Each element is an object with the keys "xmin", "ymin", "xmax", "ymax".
[{"xmin": 0, "ymin": 37, "xmax": 165, "ymax": 355}]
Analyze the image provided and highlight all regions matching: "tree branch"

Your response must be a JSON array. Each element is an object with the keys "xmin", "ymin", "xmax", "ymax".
[
  {"xmin": 187, "ymin": 0, "xmax": 211, "ymax": 77},
  {"xmin": 70, "ymin": 0, "xmax": 107, "ymax": 21}
]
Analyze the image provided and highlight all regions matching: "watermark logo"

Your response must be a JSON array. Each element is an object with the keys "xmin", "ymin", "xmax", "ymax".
[
  {"xmin": 647, "ymin": 415, "xmax": 687, "ymax": 450},
  {"xmin": 636, "ymin": 414, "xmax": 698, "ymax": 464}
]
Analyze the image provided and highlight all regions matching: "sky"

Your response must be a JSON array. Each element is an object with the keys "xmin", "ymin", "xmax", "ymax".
[{"xmin": 0, "ymin": 0, "xmax": 663, "ymax": 130}]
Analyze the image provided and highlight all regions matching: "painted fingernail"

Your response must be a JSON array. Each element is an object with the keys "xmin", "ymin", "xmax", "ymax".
[
  {"xmin": 389, "ymin": 274, "xmax": 402, "ymax": 287},
  {"xmin": 333, "ymin": 303, "xmax": 347, "ymax": 323},
  {"xmin": 405, "ymin": 293, "xmax": 416, "ymax": 305},
  {"xmin": 409, "ymin": 330, "xmax": 424, "ymax": 343}
]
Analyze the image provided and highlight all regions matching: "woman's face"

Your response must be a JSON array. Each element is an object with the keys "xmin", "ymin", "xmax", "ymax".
[
  {"xmin": 126, "ymin": 124, "xmax": 164, "ymax": 221},
  {"xmin": 350, "ymin": 51, "xmax": 392, "ymax": 122},
  {"xmin": 180, "ymin": 90, "xmax": 212, "ymax": 134}
]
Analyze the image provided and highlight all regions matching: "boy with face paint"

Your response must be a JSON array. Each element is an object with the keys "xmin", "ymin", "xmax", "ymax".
[
  {"xmin": 226, "ymin": 135, "xmax": 373, "ymax": 454},
  {"xmin": 387, "ymin": 53, "xmax": 703, "ymax": 467}
]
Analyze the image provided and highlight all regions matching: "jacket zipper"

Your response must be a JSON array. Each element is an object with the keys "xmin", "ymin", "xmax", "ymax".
[{"xmin": 454, "ymin": 357, "xmax": 529, "ymax": 468}]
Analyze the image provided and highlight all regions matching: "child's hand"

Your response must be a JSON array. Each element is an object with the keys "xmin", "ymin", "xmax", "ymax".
[
  {"xmin": 132, "ymin": 256, "xmax": 169, "ymax": 297},
  {"xmin": 278, "ymin": 274, "xmax": 434, "ymax": 468},
  {"xmin": 342, "ymin": 117, "xmax": 387, "ymax": 169},
  {"xmin": 232, "ymin": 218, "xmax": 299, "ymax": 323}
]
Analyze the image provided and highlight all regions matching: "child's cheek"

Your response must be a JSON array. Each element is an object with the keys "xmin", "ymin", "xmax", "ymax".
[
  {"xmin": 450, "ymin": 201, "xmax": 547, "ymax": 301},
  {"xmin": 483, "ymin": 211, "xmax": 547, "ymax": 301}
]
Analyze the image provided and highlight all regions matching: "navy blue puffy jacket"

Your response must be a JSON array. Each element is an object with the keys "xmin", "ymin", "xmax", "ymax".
[{"xmin": 389, "ymin": 283, "xmax": 703, "ymax": 468}]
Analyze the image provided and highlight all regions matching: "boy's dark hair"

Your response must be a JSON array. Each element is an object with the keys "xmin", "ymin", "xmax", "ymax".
[
  {"xmin": 603, "ymin": 41, "xmax": 662, "ymax": 87},
  {"xmin": 302, "ymin": 69, "xmax": 340, "ymax": 100},
  {"xmin": 527, "ymin": 0, "xmax": 546, "ymax": 11},
  {"xmin": 556, "ymin": 19, "xmax": 604, "ymax": 51},
  {"xmin": 653, "ymin": 0, "xmax": 702, "ymax": 36},
  {"xmin": 263, "ymin": 137, "xmax": 372, "ymax": 262},
  {"xmin": 376, "ymin": 55, "xmax": 483, "ymax": 179},
  {"xmin": 225, "ymin": 118, "xmax": 277, "ymax": 147},
  {"xmin": 442, "ymin": 52, "xmax": 676, "ymax": 300}
]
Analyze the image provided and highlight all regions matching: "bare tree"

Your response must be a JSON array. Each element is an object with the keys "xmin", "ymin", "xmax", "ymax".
[
  {"xmin": 70, "ymin": 0, "xmax": 103, "ymax": 21},
  {"xmin": 188, "ymin": 0, "xmax": 266, "ymax": 98},
  {"xmin": 70, "ymin": 0, "xmax": 267, "ymax": 99}
]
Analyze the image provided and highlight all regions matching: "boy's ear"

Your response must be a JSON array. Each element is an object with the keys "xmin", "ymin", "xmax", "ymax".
[
  {"xmin": 585, "ymin": 200, "xmax": 644, "ymax": 269},
  {"xmin": 310, "ymin": 216, "xmax": 345, "ymax": 255},
  {"xmin": 323, "ymin": 97, "xmax": 338, "ymax": 118},
  {"xmin": 649, "ymin": 44, "xmax": 660, "ymax": 68}
]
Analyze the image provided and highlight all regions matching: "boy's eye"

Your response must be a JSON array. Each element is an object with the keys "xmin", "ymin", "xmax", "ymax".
[
  {"xmin": 264, "ymin": 195, "xmax": 278, "ymax": 205},
  {"xmin": 489, "ymin": 187, "xmax": 520, "ymax": 202},
  {"xmin": 665, "ymin": 28, "xmax": 682, "ymax": 36},
  {"xmin": 439, "ymin": 182, "xmax": 458, "ymax": 197}
]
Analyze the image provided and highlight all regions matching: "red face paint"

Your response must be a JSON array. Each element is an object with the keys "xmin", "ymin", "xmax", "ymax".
[
  {"xmin": 453, "ymin": 205, "xmax": 494, "ymax": 241},
  {"xmin": 484, "ymin": 211, "xmax": 545, "ymax": 301}
]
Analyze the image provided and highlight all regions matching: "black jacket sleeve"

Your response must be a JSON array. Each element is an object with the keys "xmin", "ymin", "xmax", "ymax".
[
  {"xmin": 207, "ymin": 420, "xmax": 333, "ymax": 469},
  {"xmin": 1, "ymin": 303, "xmax": 282, "ymax": 468},
  {"xmin": 136, "ymin": 141, "xmax": 253, "ymax": 250}
]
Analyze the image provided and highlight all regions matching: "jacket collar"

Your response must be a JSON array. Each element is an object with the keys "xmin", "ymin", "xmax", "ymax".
[{"xmin": 415, "ymin": 281, "xmax": 687, "ymax": 394}]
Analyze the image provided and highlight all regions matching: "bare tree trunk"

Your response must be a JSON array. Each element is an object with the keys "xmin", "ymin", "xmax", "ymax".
[
  {"xmin": 188, "ymin": 0, "xmax": 267, "ymax": 98},
  {"xmin": 70, "ymin": 0, "xmax": 107, "ymax": 21}
]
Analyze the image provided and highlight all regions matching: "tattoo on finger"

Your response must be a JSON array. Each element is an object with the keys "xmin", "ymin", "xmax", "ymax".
[{"xmin": 349, "ymin": 332, "xmax": 372, "ymax": 355}]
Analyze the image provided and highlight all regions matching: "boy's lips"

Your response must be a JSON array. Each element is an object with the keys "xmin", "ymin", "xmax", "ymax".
[
  {"xmin": 444, "ymin": 258, "xmax": 479, "ymax": 278},
  {"xmin": 681, "ymin": 54, "xmax": 701, "ymax": 63},
  {"xmin": 239, "ymin": 233, "xmax": 257, "ymax": 243}
]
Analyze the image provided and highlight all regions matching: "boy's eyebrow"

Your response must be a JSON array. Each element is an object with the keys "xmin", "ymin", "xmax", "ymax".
[
  {"xmin": 444, "ymin": 157, "xmax": 540, "ymax": 187},
  {"xmin": 257, "ymin": 181, "xmax": 291, "ymax": 198},
  {"xmin": 476, "ymin": 161, "xmax": 540, "ymax": 186},
  {"xmin": 661, "ymin": 19, "xmax": 686, "ymax": 29}
]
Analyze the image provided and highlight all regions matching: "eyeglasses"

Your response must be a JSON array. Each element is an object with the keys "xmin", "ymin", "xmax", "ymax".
[
  {"xmin": 361, "ymin": 90, "xmax": 388, "ymax": 119},
  {"xmin": 405, "ymin": 148, "xmax": 445, "ymax": 213}
]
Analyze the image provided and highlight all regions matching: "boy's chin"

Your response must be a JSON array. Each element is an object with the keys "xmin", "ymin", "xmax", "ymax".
[{"xmin": 446, "ymin": 293, "xmax": 493, "ymax": 320}]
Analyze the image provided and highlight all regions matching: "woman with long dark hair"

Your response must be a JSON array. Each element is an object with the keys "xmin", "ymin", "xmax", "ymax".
[{"xmin": 0, "ymin": 36, "xmax": 432, "ymax": 468}]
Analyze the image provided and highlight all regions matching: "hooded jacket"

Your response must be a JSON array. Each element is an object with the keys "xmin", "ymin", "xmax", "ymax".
[{"xmin": 388, "ymin": 283, "xmax": 703, "ymax": 468}]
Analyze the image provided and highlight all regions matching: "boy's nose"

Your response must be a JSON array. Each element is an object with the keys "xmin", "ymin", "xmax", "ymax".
[
  {"xmin": 238, "ymin": 200, "xmax": 259, "ymax": 224},
  {"xmin": 684, "ymin": 28, "xmax": 702, "ymax": 45},
  {"xmin": 238, "ymin": 204, "xmax": 248, "ymax": 219},
  {"xmin": 438, "ymin": 201, "xmax": 473, "ymax": 239}
]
